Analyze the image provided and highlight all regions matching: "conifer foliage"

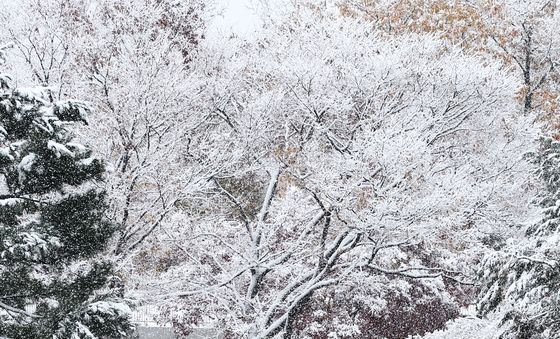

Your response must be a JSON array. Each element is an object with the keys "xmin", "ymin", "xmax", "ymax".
[
  {"xmin": 0, "ymin": 43, "xmax": 132, "ymax": 338},
  {"xmin": 478, "ymin": 136, "xmax": 560, "ymax": 338}
]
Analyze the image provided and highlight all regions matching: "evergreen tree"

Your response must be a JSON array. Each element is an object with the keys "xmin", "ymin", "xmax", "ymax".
[
  {"xmin": 0, "ymin": 43, "xmax": 132, "ymax": 338},
  {"xmin": 478, "ymin": 136, "xmax": 560, "ymax": 339}
]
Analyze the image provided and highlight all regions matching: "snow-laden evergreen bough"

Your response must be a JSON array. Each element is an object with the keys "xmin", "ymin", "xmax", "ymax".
[
  {"xmin": 0, "ymin": 43, "xmax": 132, "ymax": 338},
  {"xmin": 478, "ymin": 136, "xmax": 560, "ymax": 339}
]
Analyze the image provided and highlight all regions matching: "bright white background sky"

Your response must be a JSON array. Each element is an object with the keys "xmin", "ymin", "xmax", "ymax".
[{"xmin": 209, "ymin": 0, "xmax": 261, "ymax": 37}]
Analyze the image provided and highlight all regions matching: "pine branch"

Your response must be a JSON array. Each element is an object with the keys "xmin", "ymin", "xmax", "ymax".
[{"xmin": 0, "ymin": 301, "xmax": 41, "ymax": 319}]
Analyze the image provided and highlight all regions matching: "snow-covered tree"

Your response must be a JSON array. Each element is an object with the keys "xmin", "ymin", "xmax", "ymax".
[
  {"xmin": 65, "ymin": 0, "xmax": 206, "ymax": 256},
  {"xmin": 340, "ymin": 0, "xmax": 560, "ymax": 120},
  {"xmin": 1, "ymin": 0, "xmax": 210, "ymax": 258},
  {"xmin": 131, "ymin": 9, "xmax": 536, "ymax": 338},
  {"xmin": 0, "ymin": 42, "xmax": 132, "ymax": 338}
]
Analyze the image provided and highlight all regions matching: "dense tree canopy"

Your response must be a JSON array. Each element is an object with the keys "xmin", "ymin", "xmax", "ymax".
[{"xmin": 2, "ymin": 0, "xmax": 560, "ymax": 338}]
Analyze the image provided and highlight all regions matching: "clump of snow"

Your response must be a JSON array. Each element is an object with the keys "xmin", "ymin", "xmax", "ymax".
[
  {"xmin": 1, "ymin": 232, "xmax": 61, "ymax": 262},
  {"xmin": 78, "ymin": 157, "xmax": 96, "ymax": 166},
  {"xmin": 86, "ymin": 301, "xmax": 132, "ymax": 318},
  {"xmin": 18, "ymin": 153, "xmax": 36, "ymax": 182},
  {"xmin": 66, "ymin": 143, "xmax": 88, "ymax": 156},
  {"xmin": 0, "ymin": 198, "xmax": 23, "ymax": 206},
  {"xmin": 0, "ymin": 147, "xmax": 13, "ymax": 161},
  {"xmin": 421, "ymin": 312, "xmax": 504, "ymax": 339},
  {"xmin": 13, "ymin": 87, "xmax": 52, "ymax": 103},
  {"xmin": 48, "ymin": 141, "xmax": 74, "ymax": 158},
  {"xmin": 55, "ymin": 100, "xmax": 91, "ymax": 121}
]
